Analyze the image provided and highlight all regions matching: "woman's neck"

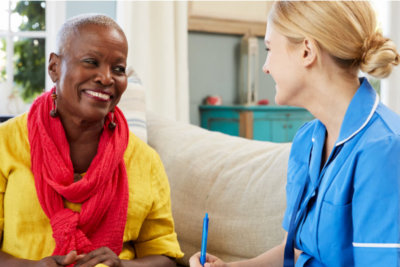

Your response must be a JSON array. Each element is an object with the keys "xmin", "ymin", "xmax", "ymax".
[
  {"xmin": 58, "ymin": 113, "xmax": 105, "ymax": 173},
  {"xmin": 308, "ymin": 75, "xmax": 359, "ymax": 139},
  {"xmin": 305, "ymin": 73, "xmax": 360, "ymax": 165},
  {"xmin": 58, "ymin": 113, "xmax": 104, "ymax": 143},
  {"xmin": 297, "ymin": 49, "xmax": 360, "ymax": 144}
]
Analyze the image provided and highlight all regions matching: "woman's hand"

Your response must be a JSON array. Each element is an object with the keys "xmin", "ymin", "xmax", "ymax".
[
  {"xmin": 74, "ymin": 247, "xmax": 121, "ymax": 267},
  {"xmin": 31, "ymin": 250, "xmax": 84, "ymax": 266},
  {"xmin": 189, "ymin": 252, "xmax": 228, "ymax": 267}
]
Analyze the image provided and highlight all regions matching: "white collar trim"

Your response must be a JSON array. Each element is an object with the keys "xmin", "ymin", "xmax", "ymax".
[{"xmin": 336, "ymin": 93, "xmax": 379, "ymax": 147}]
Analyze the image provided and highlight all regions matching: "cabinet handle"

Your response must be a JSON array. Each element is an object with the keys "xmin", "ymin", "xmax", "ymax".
[{"xmin": 283, "ymin": 124, "xmax": 287, "ymax": 129}]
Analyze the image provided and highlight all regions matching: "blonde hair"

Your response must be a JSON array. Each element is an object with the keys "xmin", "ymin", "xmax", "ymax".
[{"xmin": 269, "ymin": 1, "xmax": 399, "ymax": 78}]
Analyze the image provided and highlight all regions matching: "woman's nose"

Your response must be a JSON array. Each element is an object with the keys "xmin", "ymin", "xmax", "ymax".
[
  {"xmin": 95, "ymin": 66, "xmax": 114, "ymax": 86},
  {"xmin": 262, "ymin": 63, "xmax": 270, "ymax": 74}
]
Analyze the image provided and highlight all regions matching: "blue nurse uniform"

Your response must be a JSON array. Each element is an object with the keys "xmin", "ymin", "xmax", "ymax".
[{"xmin": 283, "ymin": 78, "xmax": 400, "ymax": 266}]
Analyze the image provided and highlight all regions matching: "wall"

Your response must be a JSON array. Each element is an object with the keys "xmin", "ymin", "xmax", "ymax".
[
  {"xmin": 66, "ymin": 1, "xmax": 116, "ymax": 19},
  {"xmin": 189, "ymin": 32, "xmax": 276, "ymax": 125},
  {"xmin": 64, "ymin": 2, "xmax": 277, "ymax": 126}
]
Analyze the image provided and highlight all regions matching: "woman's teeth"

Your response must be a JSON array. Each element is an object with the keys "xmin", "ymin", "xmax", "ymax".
[{"xmin": 86, "ymin": 90, "xmax": 110, "ymax": 100}]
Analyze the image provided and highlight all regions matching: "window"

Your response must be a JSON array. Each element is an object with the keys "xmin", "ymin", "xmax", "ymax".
[
  {"xmin": 0, "ymin": 1, "xmax": 64, "ymax": 115},
  {"xmin": 367, "ymin": 0, "xmax": 390, "ymax": 95}
]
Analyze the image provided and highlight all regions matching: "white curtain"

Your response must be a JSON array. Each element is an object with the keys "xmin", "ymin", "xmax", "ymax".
[
  {"xmin": 117, "ymin": 1, "xmax": 189, "ymax": 123},
  {"xmin": 380, "ymin": 1, "xmax": 400, "ymax": 115}
]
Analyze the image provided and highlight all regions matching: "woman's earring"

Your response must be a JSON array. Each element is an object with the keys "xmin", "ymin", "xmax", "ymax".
[
  {"xmin": 50, "ymin": 89, "xmax": 58, "ymax": 118},
  {"xmin": 108, "ymin": 111, "xmax": 116, "ymax": 130}
]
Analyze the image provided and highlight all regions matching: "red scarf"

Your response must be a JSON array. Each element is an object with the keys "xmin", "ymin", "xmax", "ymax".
[{"xmin": 27, "ymin": 89, "xmax": 129, "ymax": 257}]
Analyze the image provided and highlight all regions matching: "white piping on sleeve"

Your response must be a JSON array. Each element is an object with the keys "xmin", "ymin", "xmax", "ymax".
[{"xmin": 353, "ymin": 242, "xmax": 400, "ymax": 248}]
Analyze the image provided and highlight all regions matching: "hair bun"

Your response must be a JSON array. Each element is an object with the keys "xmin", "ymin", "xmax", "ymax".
[{"xmin": 360, "ymin": 32, "xmax": 400, "ymax": 78}]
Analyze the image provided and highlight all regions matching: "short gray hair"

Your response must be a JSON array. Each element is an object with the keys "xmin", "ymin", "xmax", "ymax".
[{"xmin": 56, "ymin": 13, "xmax": 126, "ymax": 54}]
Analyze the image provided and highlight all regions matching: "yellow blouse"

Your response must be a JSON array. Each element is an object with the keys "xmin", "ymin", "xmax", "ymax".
[{"xmin": 0, "ymin": 114, "xmax": 183, "ymax": 261}]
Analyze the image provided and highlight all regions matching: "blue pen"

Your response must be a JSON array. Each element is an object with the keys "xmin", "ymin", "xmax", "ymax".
[{"xmin": 200, "ymin": 213, "xmax": 209, "ymax": 266}]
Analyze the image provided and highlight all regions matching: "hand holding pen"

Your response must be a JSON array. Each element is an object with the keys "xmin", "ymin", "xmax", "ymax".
[
  {"xmin": 189, "ymin": 213, "xmax": 229, "ymax": 267},
  {"xmin": 189, "ymin": 252, "xmax": 227, "ymax": 267}
]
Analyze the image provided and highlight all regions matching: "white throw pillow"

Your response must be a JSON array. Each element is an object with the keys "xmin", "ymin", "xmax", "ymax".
[{"xmin": 118, "ymin": 75, "xmax": 147, "ymax": 143}]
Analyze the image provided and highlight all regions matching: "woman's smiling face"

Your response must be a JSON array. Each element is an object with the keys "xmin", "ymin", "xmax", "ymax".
[
  {"xmin": 263, "ymin": 24, "xmax": 306, "ymax": 106},
  {"xmin": 49, "ymin": 23, "xmax": 128, "ymax": 123}
]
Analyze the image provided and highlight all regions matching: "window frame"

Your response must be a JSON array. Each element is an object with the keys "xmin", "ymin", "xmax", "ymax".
[{"xmin": 0, "ymin": 0, "xmax": 65, "ymax": 115}]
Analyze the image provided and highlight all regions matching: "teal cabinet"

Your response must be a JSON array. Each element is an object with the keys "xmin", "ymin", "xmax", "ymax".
[{"xmin": 200, "ymin": 105, "xmax": 314, "ymax": 142}]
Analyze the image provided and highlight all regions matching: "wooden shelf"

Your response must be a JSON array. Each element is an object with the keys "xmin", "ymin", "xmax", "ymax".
[
  {"xmin": 188, "ymin": 1, "xmax": 272, "ymax": 37},
  {"xmin": 189, "ymin": 16, "xmax": 266, "ymax": 37}
]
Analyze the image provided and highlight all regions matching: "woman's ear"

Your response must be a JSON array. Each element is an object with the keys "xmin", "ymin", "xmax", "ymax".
[
  {"xmin": 48, "ymin": 53, "xmax": 60, "ymax": 82},
  {"xmin": 302, "ymin": 38, "xmax": 318, "ymax": 67}
]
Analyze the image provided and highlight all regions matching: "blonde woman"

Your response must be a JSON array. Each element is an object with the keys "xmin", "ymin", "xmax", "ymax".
[{"xmin": 190, "ymin": 1, "xmax": 400, "ymax": 267}]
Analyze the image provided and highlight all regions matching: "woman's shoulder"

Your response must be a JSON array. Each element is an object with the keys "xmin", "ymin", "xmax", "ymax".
[
  {"xmin": 0, "ymin": 113, "xmax": 28, "ymax": 141},
  {"xmin": 291, "ymin": 119, "xmax": 319, "ymax": 148},
  {"xmin": 123, "ymin": 131, "xmax": 168, "ymax": 188},
  {"xmin": 355, "ymin": 103, "xmax": 400, "ymax": 151},
  {"xmin": 0, "ymin": 113, "xmax": 30, "ymax": 172},
  {"xmin": 0, "ymin": 112, "xmax": 27, "ymax": 126},
  {"xmin": 373, "ymin": 103, "xmax": 400, "ymax": 135},
  {"xmin": 123, "ymin": 131, "xmax": 161, "ymax": 164},
  {"xmin": 354, "ymin": 104, "xmax": 400, "ymax": 160}
]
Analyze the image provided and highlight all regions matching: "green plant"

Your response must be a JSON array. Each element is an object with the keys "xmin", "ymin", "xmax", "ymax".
[{"xmin": 12, "ymin": 1, "xmax": 46, "ymax": 101}]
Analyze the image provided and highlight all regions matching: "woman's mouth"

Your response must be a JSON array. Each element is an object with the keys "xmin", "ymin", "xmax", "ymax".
[{"xmin": 83, "ymin": 90, "xmax": 112, "ymax": 102}]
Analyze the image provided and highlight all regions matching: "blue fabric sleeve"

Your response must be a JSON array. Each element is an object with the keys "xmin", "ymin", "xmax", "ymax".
[
  {"xmin": 352, "ymin": 135, "xmax": 400, "ymax": 266},
  {"xmin": 295, "ymin": 253, "xmax": 326, "ymax": 267},
  {"xmin": 282, "ymin": 182, "xmax": 294, "ymax": 231},
  {"xmin": 282, "ymin": 121, "xmax": 315, "ymax": 232}
]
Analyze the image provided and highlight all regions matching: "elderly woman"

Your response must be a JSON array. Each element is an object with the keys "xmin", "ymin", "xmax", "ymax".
[
  {"xmin": 190, "ymin": 1, "xmax": 400, "ymax": 267},
  {"xmin": 0, "ymin": 14, "xmax": 182, "ymax": 266}
]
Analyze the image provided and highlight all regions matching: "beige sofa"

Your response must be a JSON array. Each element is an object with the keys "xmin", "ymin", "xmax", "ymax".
[{"xmin": 147, "ymin": 112, "xmax": 291, "ymax": 266}]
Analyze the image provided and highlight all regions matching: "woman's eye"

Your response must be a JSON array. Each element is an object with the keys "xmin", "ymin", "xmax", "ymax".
[
  {"xmin": 113, "ymin": 66, "xmax": 126, "ymax": 74},
  {"xmin": 265, "ymin": 47, "xmax": 270, "ymax": 52},
  {"xmin": 83, "ymin": 59, "xmax": 98, "ymax": 66}
]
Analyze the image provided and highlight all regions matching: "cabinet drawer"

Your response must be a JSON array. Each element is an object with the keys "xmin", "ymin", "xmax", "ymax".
[
  {"xmin": 253, "ymin": 119, "xmax": 308, "ymax": 142},
  {"xmin": 199, "ymin": 105, "xmax": 314, "ymax": 142},
  {"xmin": 200, "ymin": 109, "xmax": 240, "ymax": 137}
]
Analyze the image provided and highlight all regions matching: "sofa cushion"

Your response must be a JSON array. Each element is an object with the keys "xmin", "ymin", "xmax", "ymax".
[{"xmin": 147, "ymin": 112, "xmax": 291, "ymax": 266}]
